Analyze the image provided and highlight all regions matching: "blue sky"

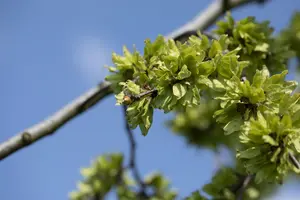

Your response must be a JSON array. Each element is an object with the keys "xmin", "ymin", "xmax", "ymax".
[{"xmin": 0, "ymin": 0, "xmax": 300, "ymax": 199}]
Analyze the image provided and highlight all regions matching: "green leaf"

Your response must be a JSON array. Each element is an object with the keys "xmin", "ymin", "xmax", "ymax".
[
  {"xmin": 252, "ymin": 67, "xmax": 269, "ymax": 88},
  {"xmin": 223, "ymin": 118, "xmax": 242, "ymax": 135},
  {"xmin": 271, "ymin": 147, "xmax": 281, "ymax": 162},
  {"xmin": 209, "ymin": 40, "xmax": 222, "ymax": 58},
  {"xmin": 177, "ymin": 65, "xmax": 192, "ymax": 80},
  {"xmin": 173, "ymin": 83, "xmax": 187, "ymax": 99},
  {"xmin": 115, "ymin": 92, "xmax": 125, "ymax": 105},
  {"xmin": 140, "ymin": 106, "xmax": 153, "ymax": 136},
  {"xmin": 237, "ymin": 147, "xmax": 261, "ymax": 159},
  {"xmin": 216, "ymin": 54, "xmax": 238, "ymax": 79},
  {"xmin": 254, "ymin": 43, "xmax": 269, "ymax": 52},
  {"xmin": 127, "ymin": 81, "xmax": 140, "ymax": 95},
  {"xmin": 262, "ymin": 135, "xmax": 278, "ymax": 146},
  {"xmin": 198, "ymin": 60, "xmax": 215, "ymax": 76},
  {"xmin": 281, "ymin": 114, "xmax": 292, "ymax": 129},
  {"xmin": 293, "ymin": 138, "xmax": 300, "ymax": 153},
  {"xmin": 212, "ymin": 79, "xmax": 225, "ymax": 91},
  {"xmin": 197, "ymin": 76, "xmax": 212, "ymax": 88}
]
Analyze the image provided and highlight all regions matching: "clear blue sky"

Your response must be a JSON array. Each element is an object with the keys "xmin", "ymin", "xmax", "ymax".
[{"xmin": 0, "ymin": 0, "xmax": 300, "ymax": 199}]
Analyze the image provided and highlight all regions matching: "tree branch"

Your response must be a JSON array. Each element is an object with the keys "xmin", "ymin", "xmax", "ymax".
[
  {"xmin": 0, "ymin": 81, "xmax": 112, "ymax": 160},
  {"xmin": 165, "ymin": 0, "xmax": 269, "ymax": 42},
  {"xmin": 0, "ymin": 0, "xmax": 270, "ymax": 161}
]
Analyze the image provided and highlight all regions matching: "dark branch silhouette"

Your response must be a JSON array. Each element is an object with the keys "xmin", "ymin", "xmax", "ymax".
[{"xmin": 122, "ymin": 105, "xmax": 147, "ymax": 198}]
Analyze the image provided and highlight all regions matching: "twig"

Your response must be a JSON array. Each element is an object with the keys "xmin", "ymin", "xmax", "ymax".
[
  {"xmin": 127, "ymin": 89, "xmax": 158, "ymax": 104},
  {"xmin": 235, "ymin": 174, "xmax": 254, "ymax": 200},
  {"xmin": 0, "ymin": 0, "xmax": 271, "ymax": 161},
  {"xmin": 289, "ymin": 151, "xmax": 300, "ymax": 170},
  {"xmin": 165, "ymin": 0, "xmax": 269, "ymax": 43},
  {"xmin": 122, "ymin": 105, "xmax": 147, "ymax": 197},
  {"xmin": 223, "ymin": 0, "xmax": 230, "ymax": 13},
  {"xmin": 0, "ymin": 81, "xmax": 112, "ymax": 160}
]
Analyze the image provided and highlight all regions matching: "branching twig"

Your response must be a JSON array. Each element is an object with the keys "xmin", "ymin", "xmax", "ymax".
[
  {"xmin": 0, "ymin": 0, "xmax": 271, "ymax": 161},
  {"xmin": 122, "ymin": 105, "xmax": 147, "ymax": 197},
  {"xmin": 165, "ymin": 0, "xmax": 269, "ymax": 42}
]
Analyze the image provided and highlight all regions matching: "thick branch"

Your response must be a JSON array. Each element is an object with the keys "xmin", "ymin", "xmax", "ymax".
[
  {"xmin": 0, "ymin": 0, "xmax": 270, "ymax": 161},
  {"xmin": 0, "ymin": 81, "xmax": 112, "ymax": 160},
  {"xmin": 165, "ymin": 0, "xmax": 268, "ymax": 42}
]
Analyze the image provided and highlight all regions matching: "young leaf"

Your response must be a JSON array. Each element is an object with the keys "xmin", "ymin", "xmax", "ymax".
[{"xmin": 173, "ymin": 83, "xmax": 187, "ymax": 99}]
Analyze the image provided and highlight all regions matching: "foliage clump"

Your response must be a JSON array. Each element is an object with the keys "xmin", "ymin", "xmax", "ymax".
[
  {"xmin": 105, "ymin": 12, "xmax": 300, "ymax": 183},
  {"xmin": 71, "ymin": 12, "xmax": 300, "ymax": 200},
  {"xmin": 69, "ymin": 153, "xmax": 177, "ymax": 200}
]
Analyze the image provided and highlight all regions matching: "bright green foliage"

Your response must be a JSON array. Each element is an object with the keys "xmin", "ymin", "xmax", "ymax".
[
  {"xmin": 213, "ymin": 67, "xmax": 297, "ymax": 136},
  {"xmin": 66, "ymin": 12, "xmax": 300, "ymax": 200},
  {"xmin": 167, "ymin": 14, "xmax": 297, "ymax": 153},
  {"xmin": 107, "ymin": 33, "xmax": 247, "ymax": 135},
  {"xmin": 105, "ymin": 13, "xmax": 300, "ymax": 186},
  {"xmin": 116, "ymin": 171, "xmax": 177, "ymax": 200},
  {"xmin": 238, "ymin": 109, "xmax": 300, "ymax": 183},
  {"xmin": 143, "ymin": 172, "xmax": 178, "ymax": 200},
  {"xmin": 69, "ymin": 153, "xmax": 124, "ymax": 200},
  {"xmin": 105, "ymin": 47, "xmax": 135, "ymax": 94},
  {"xmin": 70, "ymin": 153, "xmax": 177, "ymax": 200},
  {"xmin": 214, "ymin": 13, "xmax": 293, "ymax": 78}
]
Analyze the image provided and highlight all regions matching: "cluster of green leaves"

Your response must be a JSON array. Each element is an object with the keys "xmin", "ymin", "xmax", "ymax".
[
  {"xmin": 69, "ymin": 153, "xmax": 125, "ymax": 199},
  {"xmin": 116, "ymin": 171, "xmax": 177, "ymax": 200},
  {"xmin": 69, "ymin": 153, "xmax": 177, "ymax": 200},
  {"xmin": 105, "ymin": 13, "xmax": 300, "ymax": 186},
  {"xmin": 106, "ymin": 31, "xmax": 248, "ymax": 135},
  {"xmin": 214, "ymin": 13, "xmax": 294, "ymax": 78},
  {"xmin": 142, "ymin": 172, "xmax": 178, "ymax": 200},
  {"xmin": 184, "ymin": 166, "xmax": 276, "ymax": 200},
  {"xmin": 167, "ymin": 13, "xmax": 299, "ymax": 155}
]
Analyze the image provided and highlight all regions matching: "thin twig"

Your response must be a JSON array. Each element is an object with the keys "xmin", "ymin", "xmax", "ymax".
[
  {"xmin": 0, "ymin": 81, "xmax": 112, "ymax": 161},
  {"xmin": 0, "ymin": 0, "xmax": 271, "ymax": 161},
  {"xmin": 236, "ymin": 174, "xmax": 254, "ymax": 200},
  {"xmin": 289, "ymin": 151, "xmax": 300, "ymax": 170},
  {"xmin": 223, "ymin": 0, "xmax": 230, "ymax": 13},
  {"xmin": 131, "ymin": 89, "xmax": 158, "ymax": 101},
  {"xmin": 165, "ymin": 0, "xmax": 269, "ymax": 43},
  {"xmin": 122, "ymin": 105, "xmax": 147, "ymax": 197}
]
